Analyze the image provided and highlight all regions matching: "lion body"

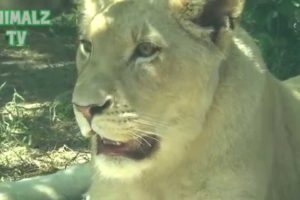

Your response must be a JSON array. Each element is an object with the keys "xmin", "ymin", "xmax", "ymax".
[
  {"xmin": 86, "ymin": 26, "xmax": 300, "ymax": 200},
  {"xmin": 75, "ymin": 1, "xmax": 300, "ymax": 199}
]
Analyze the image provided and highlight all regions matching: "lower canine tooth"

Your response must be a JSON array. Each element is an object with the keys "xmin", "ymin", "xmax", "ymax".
[{"xmin": 102, "ymin": 140, "xmax": 121, "ymax": 145}]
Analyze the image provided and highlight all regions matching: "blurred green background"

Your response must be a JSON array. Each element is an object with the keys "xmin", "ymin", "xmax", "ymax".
[{"xmin": 242, "ymin": 0, "xmax": 300, "ymax": 79}]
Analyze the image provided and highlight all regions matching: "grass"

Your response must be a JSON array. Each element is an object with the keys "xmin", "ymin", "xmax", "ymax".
[{"xmin": 0, "ymin": 87, "xmax": 90, "ymax": 182}]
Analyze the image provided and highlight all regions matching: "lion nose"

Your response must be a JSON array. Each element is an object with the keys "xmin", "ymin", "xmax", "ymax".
[{"xmin": 74, "ymin": 97, "xmax": 113, "ymax": 122}]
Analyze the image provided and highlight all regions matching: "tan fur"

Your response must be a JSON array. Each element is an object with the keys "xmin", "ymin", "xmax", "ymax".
[
  {"xmin": 72, "ymin": 0, "xmax": 300, "ymax": 199},
  {"xmin": 285, "ymin": 76, "xmax": 300, "ymax": 94}
]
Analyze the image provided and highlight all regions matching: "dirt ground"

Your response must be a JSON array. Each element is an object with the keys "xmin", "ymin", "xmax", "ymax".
[{"xmin": 0, "ymin": 30, "xmax": 90, "ymax": 182}]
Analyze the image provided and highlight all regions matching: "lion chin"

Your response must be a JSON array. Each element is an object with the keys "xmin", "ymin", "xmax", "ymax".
[
  {"xmin": 93, "ymin": 154, "xmax": 153, "ymax": 180},
  {"xmin": 91, "ymin": 132, "xmax": 156, "ymax": 180}
]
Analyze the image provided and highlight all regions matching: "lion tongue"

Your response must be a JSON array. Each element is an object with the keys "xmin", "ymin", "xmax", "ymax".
[{"xmin": 96, "ymin": 134, "xmax": 159, "ymax": 160}]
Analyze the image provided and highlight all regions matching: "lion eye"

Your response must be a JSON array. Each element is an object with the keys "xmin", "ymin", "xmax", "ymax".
[
  {"xmin": 135, "ymin": 42, "xmax": 160, "ymax": 58},
  {"xmin": 79, "ymin": 39, "xmax": 92, "ymax": 55}
]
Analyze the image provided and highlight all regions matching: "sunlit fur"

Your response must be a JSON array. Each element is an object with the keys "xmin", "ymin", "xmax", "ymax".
[{"xmin": 72, "ymin": 0, "xmax": 300, "ymax": 200}]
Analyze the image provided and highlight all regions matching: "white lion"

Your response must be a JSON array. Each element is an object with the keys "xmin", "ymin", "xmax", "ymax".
[{"xmin": 1, "ymin": 0, "xmax": 300, "ymax": 199}]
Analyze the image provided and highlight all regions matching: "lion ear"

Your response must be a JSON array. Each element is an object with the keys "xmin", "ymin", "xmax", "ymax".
[
  {"xmin": 81, "ymin": 0, "xmax": 98, "ymax": 19},
  {"xmin": 199, "ymin": 0, "xmax": 245, "ymax": 48},
  {"xmin": 196, "ymin": 0, "xmax": 245, "ymax": 30},
  {"xmin": 170, "ymin": 0, "xmax": 245, "ymax": 39},
  {"xmin": 81, "ymin": 0, "xmax": 107, "ymax": 19},
  {"xmin": 170, "ymin": 0, "xmax": 245, "ymax": 47}
]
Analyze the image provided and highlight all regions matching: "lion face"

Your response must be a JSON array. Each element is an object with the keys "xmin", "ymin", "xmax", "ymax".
[{"xmin": 72, "ymin": 0, "xmax": 225, "ymax": 180}]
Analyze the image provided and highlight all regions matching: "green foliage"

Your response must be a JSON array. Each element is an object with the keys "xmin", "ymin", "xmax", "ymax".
[
  {"xmin": 48, "ymin": 9, "xmax": 79, "ymax": 38},
  {"xmin": 242, "ymin": 0, "xmax": 300, "ymax": 80},
  {"xmin": 50, "ymin": 91, "xmax": 74, "ymax": 123}
]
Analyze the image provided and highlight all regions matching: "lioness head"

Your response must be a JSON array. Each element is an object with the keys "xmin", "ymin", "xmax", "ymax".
[{"xmin": 72, "ymin": 0, "xmax": 244, "ymax": 180}]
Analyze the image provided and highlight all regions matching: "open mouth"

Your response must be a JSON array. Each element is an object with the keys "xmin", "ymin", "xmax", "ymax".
[{"xmin": 96, "ymin": 134, "xmax": 159, "ymax": 160}]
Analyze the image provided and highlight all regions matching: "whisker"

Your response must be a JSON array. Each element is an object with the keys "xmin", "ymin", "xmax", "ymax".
[
  {"xmin": 133, "ymin": 128, "xmax": 162, "ymax": 142},
  {"xmin": 140, "ymin": 131, "xmax": 164, "ymax": 139},
  {"xmin": 134, "ymin": 127, "xmax": 161, "ymax": 136},
  {"xmin": 127, "ymin": 132, "xmax": 144, "ymax": 145},
  {"xmin": 135, "ymin": 120, "xmax": 168, "ymax": 132},
  {"xmin": 137, "ymin": 115, "xmax": 169, "ymax": 128},
  {"xmin": 128, "ymin": 132, "xmax": 152, "ymax": 147},
  {"xmin": 135, "ymin": 120, "xmax": 160, "ymax": 130},
  {"xmin": 135, "ymin": 119, "xmax": 154, "ymax": 127},
  {"xmin": 139, "ymin": 134, "xmax": 161, "ymax": 143}
]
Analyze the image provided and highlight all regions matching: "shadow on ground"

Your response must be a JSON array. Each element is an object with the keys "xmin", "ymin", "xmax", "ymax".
[{"xmin": 0, "ymin": 31, "xmax": 89, "ymax": 181}]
